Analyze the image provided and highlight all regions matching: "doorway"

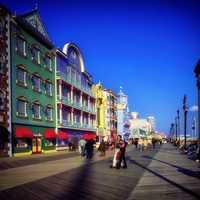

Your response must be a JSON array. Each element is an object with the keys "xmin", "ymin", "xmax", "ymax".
[{"xmin": 32, "ymin": 137, "xmax": 42, "ymax": 154}]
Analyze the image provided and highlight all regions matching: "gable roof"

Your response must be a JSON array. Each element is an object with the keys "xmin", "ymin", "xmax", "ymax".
[
  {"xmin": 20, "ymin": 9, "xmax": 50, "ymax": 40},
  {"xmin": 16, "ymin": 8, "xmax": 53, "ymax": 49}
]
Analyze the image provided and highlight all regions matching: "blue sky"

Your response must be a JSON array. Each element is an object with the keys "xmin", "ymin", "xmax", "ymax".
[{"xmin": 2, "ymin": 0, "xmax": 200, "ymax": 135}]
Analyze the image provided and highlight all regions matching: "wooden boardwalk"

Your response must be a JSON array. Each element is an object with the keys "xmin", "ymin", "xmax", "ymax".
[{"xmin": 0, "ymin": 144, "xmax": 199, "ymax": 200}]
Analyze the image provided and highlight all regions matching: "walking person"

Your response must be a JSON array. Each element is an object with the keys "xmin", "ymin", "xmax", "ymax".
[
  {"xmin": 110, "ymin": 135, "xmax": 122, "ymax": 168},
  {"xmin": 85, "ymin": 138, "xmax": 95, "ymax": 159},
  {"xmin": 79, "ymin": 137, "xmax": 86, "ymax": 157},
  {"xmin": 98, "ymin": 139, "xmax": 106, "ymax": 156},
  {"xmin": 118, "ymin": 137, "xmax": 128, "ymax": 169}
]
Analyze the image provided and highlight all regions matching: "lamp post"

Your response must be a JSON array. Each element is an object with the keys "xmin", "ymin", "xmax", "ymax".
[
  {"xmin": 183, "ymin": 95, "xmax": 188, "ymax": 150},
  {"xmin": 177, "ymin": 109, "xmax": 180, "ymax": 144},
  {"xmin": 175, "ymin": 117, "xmax": 178, "ymax": 142},
  {"xmin": 192, "ymin": 117, "xmax": 196, "ymax": 141},
  {"xmin": 194, "ymin": 60, "xmax": 200, "ymax": 150},
  {"xmin": 170, "ymin": 123, "xmax": 175, "ymax": 142}
]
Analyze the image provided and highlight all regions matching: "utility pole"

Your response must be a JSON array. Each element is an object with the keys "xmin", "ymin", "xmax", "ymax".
[
  {"xmin": 194, "ymin": 60, "xmax": 200, "ymax": 151},
  {"xmin": 183, "ymin": 95, "xmax": 188, "ymax": 150},
  {"xmin": 177, "ymin": 109, "xmax": 180, "ymax": 144},
  {"xmin": 175, "ymin": 117, "xmax": 178, "ymax": 142}
]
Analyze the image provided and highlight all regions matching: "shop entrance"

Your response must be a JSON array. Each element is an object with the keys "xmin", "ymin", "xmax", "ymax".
[{"xmin": 32, "ymin": 137, "xmax": 42, "ymax": 154}]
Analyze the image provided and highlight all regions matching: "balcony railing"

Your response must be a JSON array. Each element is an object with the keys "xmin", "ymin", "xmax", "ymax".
[
  {"xmin": 62, "ymin": 119, "xmax": 72, "ymax": 127},
  {"xmin": 61, "ymin": 96, "xmax": 72, "ymax": 106},
  {"xmin": 57, "ymin": 71, "xmax": 95, "ymax": 98},
  {"xmin": 73, "ymin": 101, "xmax": 81, "ymax": 110}
]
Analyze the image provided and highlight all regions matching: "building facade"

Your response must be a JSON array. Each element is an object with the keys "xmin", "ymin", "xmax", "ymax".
[
  {"xmin": 10, "ymin": 9, "xmax": 56, "ymax": 156},
  {"xmin": 104, "ymin": 89, "xmax": 117, "ymax": 142},
  {"xmin": 117, "ymin": 87, "xmax": 130, "ymax": 138},
  {"xmin": 92, "ymin": 83, "xmax": 106, "ymax": 142},
  {"xmin": 55, "ymin": 43, "xmax": 96, "ymax": 150},
  {"xmin": 129, "ymin": 112, "xmax": 152, "ymax": 139},
  {"xmin": 0, "ymin": 4, "xmax": 11, "ymax": 157}
]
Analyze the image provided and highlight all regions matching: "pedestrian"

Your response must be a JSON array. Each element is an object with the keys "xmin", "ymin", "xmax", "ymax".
[
  {"xmin": 85, "ymin": 138, "xmax": 95, "ymax": 159},
  {"xmin": 110, "ymin": 135, "xmax": 122, "ymax": 168},
  {"xmin": 118, "ymin": 137, "xmax": 128, "ymax": 169},
  {"xmin": 152, "ymin": 138, "xmax": 156, "ymax": 150},
  {"xmin": 196, "ymin": 140, "xmax": 200, "ymax": 163},
  {"xmin": 98, "ymin": 139, "xmax": 106, "ymax": 156},
  {"xmin": 134, "ymin": 138, "xmax": 138, "ymax": 149},
  {"xmin": 79, "ymin": 137, "xmax": 86, "ymax": 156}
]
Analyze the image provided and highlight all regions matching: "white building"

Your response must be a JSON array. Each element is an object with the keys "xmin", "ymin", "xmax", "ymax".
[{"xmin": 147, "ymin": 116, "xmax": 156, "ymax": 131}]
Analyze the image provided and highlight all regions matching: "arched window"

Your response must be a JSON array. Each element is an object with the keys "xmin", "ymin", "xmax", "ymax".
[
  {"xmin": 45, "ymin": 104, "xmax": 53, "ymax": 121},
  {"xmin": 16, "ymin": 96, "xmax": 28, "ymax": 117},
  {"xmin": 32, "ymin": 73, "xmax": 41, "ymax": 92},
  {"xmin": 68, "ymin": 47, "xmax": 81, "ymax": 71},
  {"xmin": 0, "ymin": 90, "xmax": 5, "ymax": 111},
  {"xmin": 44, "ymin": 79, "xmax": 52, "ymax": 96},
  {"xmin": 32, "ymin": 100, "xmax": 41, "ymax": 120},
  {"xmin": 16, "ymin": 65, "xmax": 27, "ymax": 87}
]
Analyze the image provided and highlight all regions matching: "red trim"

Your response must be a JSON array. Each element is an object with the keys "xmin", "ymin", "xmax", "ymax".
[
  {"xmin": 59, "ymin": 131, "xmax": 69, "ymax": 140},
  {"xmin": 16, "ymin": 126, "xmax": 33, "ymax": 138},
  {"xmin": 82, "ymin": 133, "xmax": 96, "ymax": 140},
  {"xmin": 44, "ymin": 129, "xmax": 56, "ymax": 139}
]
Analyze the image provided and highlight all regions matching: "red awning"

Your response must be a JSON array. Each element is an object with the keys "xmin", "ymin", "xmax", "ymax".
[
  {"xmin": 45, "ymin": 129, "xmax": 56, "ymax": 139},
  {"xmin": 16, "ymin": 126, "xmax": 33, "ymax": 138},
  {"xmin": 82, "ymin": 133, "xmax": 96, "ymax": 140},
  {"xmin": 59, "ymin": 131, "xmax": 69, "ymax": 140}
]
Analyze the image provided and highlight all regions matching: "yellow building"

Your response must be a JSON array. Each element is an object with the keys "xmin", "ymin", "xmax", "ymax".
[{"xmin": 92, "ymin": 83, "xmax": 107, "ymax": 141}]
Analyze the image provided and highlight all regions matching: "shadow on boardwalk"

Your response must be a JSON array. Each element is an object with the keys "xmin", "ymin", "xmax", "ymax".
[
  {"xmin": 142, "ymin": 155, "xmax": 200, "ymax": 179},
  {"xmin": 128, "ymin": 158, "xmax": 200, "ymax": 200}
]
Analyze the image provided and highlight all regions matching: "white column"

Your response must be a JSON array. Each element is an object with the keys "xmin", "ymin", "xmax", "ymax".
[
  {"xmin": 59, "ymin": 104, "xmax": 62, "ymax": 124},
  {"xmin": 71, "ymin": 108, "xmax": 74, "ymax": 125},
  {"xmin": 59, "ymin": 80, "xmax": 62, "ymax": 100},
  {"xmin": 88, "ymin": 114, "xmax": 90, "ymax": 127},
  {"xmin": 80, "ymin": 111, "xmax": 83, "ymax": 126},
  {"xmin": 80, "ymin": 92, "xmax": 82, "ymax": 106},
  {"xmin": 71, "ymin": 86, "xmax": 73, "ymax": 104}
]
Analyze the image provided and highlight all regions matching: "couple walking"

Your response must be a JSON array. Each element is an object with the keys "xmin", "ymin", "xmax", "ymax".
[{"xmin": 110, "ymin": 135, "xmax": 127, "ymax": 169}]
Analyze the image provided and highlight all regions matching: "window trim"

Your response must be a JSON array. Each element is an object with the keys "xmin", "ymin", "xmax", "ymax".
[
  {"xmin": 16, "ymin": 65, "xmax": 28, "ymax": 87},
  {"xmin": 45, "ymin": 104, "xmax": 53, "ymax": 121},
  {"xmin": 16, "ymin": 96, "xmax": 28, "ymax": 118},
  {"xmin": 15, "ymin": 35, "xmax": 27, "ymax": 58},
  {"xmin": 44, "ymin": 79, "xmax": 53, "ymax": 97},
  {"xmin": 31, "ymin": 45, "xmax": 41, "ymax": 65},
  {"xmin": 44, "ymin": 54, "xmax": 52, "ymax": 72},
  {"xmin": 32, "ymin": 73, "xmax": 42, "ymax": 93},
  {"xmin": 32, "ymin": 101, "xmax": 41, "ymax": 120}
]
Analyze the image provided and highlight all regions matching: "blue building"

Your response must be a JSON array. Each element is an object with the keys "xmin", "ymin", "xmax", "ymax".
[{"xmin": 117, "ymin": 87, "xmax": 130, "ymax": 138}]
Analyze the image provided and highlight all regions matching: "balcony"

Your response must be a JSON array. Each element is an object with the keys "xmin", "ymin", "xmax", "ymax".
[
  {"xmin": 61, "ymin": 96, "xmax": 72, "ymax": 106},
  {"xmin": 62, "ymin": 119, "xmax": 72, "ymax": 127},
  {"xmin": 73, "ymin": 101, "xmax": 81, "ymax": 110}
]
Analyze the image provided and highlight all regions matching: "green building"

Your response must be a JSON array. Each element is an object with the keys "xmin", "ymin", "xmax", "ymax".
[{"xmin": 10, "ymin": 9, "xmax": 56, "ymax": 156}]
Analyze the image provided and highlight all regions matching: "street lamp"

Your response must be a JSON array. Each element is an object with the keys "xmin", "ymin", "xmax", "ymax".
[
  {"xmin": 194, "ymin": 60, "xmax": 200, "ymax": 151},
  {"xmin": 175, "ymin": 117, "xmax": 178, "ymax": 142},
  {"xmin": 177, "ymin": 109, "xmax": 180, "ymax": 144},
  {"xmin": 183, "ymin": 95, "xmax": 188, "ymax": 150}
]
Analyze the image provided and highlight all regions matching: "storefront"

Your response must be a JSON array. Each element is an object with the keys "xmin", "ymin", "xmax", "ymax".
[
  {"xmin": 14, "ymin": 126, "xmax": 33, "ymax": 156},
  {"xmin": 56, "ymin": 130, "xmax": 69, "ymax": 151},
  {"xmin": 43, "ymin": 128, "xmax": 57, "ymax": 153}
]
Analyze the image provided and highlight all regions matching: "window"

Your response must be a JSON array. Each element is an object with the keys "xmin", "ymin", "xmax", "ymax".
[
  {"xmin": 0, "ymin": 91, "xmax": 4, "ymax": 111},
  {"xmin": 31, "ymin": 47, "xmax": 40, "ymax": 64},
  {"xmin": 16, "ymin": 67, "xmax": 27, "ymax": 86},
  {"xmin": 32, "ymin": 102, "xmax": 41, "ymax": 119},
  {"xmin": 56, "ymin": 54, "xmax": 67, "ymax": 73},
  {"xmin": 46, "ymin": 106, "xmax": 53, "ymax": 121},
  {"xmin": 44, "ymin": 56, "xmax": 52, "ymax": 71},
  {"xmin": 32, "ymin": 75, "xmax": 41, "ymax": 92},
  {"xmin": 45, "ymin": 81, "xmax": 52, "ymax": 96},
  {"xmin": 16, "ymin": 98, "xmax": 27, "ymax": 117},
  {"xmin": 16, "ymin": 36, "xmax": 26, "ymax": 57},
  {"xmin": 0, "ymin": 61, "xmax": 3, "ymax": 73}
]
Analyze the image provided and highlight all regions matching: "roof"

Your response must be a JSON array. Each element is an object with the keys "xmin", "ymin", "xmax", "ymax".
[{"xmin": 15, "ymin": 9, "xmax": 53, "ymax": 49}]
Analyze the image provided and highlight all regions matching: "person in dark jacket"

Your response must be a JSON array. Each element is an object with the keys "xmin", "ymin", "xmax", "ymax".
[
  {"xmin": 117, "ymin": 136, "xmax": 128, "ymax": 169},
  {"xmin": 85, "ymin": 139, "xmax": 95, "ymax": 159}
]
